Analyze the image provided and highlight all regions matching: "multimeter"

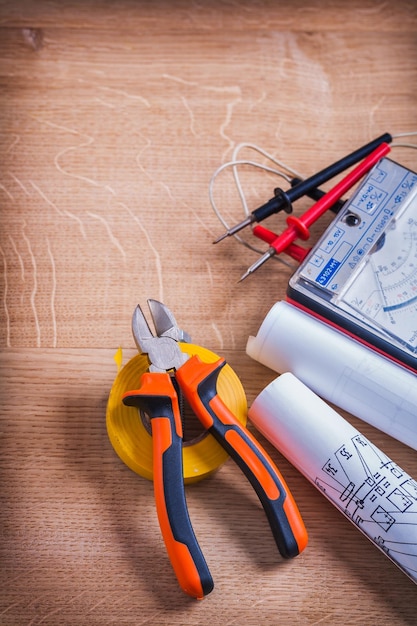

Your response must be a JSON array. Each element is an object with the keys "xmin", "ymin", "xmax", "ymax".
[{"xmin": 287, "ymin": 157, "xmax": 417, "ymax": 373}]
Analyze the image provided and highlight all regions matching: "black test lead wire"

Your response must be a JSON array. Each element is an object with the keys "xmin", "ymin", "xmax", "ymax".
[{"xmin": 213, "ymin": 133, "xmax": 393, "ymax": 243}]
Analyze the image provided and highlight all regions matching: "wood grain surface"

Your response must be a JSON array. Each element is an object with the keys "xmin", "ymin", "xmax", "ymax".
[{"xmin": 1, "ymin": 1, "xmax": 417, "ymax": 624}]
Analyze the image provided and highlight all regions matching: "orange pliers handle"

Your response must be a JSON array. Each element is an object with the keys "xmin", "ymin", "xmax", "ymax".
[
  {"xmin": 176, "ymin": 355, "xmax": 308, "ymax": 559},
  {"xmin": 123, "ymin": 372, "xmax": 213, "ymax": 600}
]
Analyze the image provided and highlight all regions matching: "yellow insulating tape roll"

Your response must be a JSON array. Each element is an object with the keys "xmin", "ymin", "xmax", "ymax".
[{"xmin": 106, "ymin": 343, "xmax": 247, "ymax": 484}]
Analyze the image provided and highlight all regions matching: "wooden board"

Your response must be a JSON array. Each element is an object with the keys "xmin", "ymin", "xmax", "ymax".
[{"xmin": 1, "ymin": 1, "xmax": 417, "ymax": 624}]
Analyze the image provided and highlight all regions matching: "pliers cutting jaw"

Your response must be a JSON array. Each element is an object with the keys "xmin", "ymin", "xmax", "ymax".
[
  {"xmin": 131, "ymin": 300, "xmax": 190, "ymax": 372},
  {"xmin": 147, "ymin": 299, "xmax": 192, "ymax": 343}
]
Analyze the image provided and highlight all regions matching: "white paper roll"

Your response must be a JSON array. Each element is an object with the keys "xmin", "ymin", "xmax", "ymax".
[
  {"xmin": 246, "ymin": 301, "xmax": 417, "ymax": 451},
  {"xmin": 249, "ymin": 372, "xmax": 417, "ymax": 585}
]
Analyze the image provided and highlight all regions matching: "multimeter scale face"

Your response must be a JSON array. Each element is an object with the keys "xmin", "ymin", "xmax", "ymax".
[{"xmin": 288, "ymin": 157, "xmax": 417, "ymax": 372}]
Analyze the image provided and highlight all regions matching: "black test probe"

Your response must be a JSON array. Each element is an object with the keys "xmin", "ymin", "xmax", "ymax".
[{"xmin": 213, "ymin": 133, "xmax": 392, "ymax": 243}]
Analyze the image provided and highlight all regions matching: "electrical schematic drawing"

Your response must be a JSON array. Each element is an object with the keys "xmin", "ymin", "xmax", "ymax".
[{"xmin": 316, "ymin": 434, "xmax": 417, "ymax": 578}]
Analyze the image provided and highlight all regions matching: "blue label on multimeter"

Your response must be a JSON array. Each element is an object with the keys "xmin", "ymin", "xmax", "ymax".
[
  {"xmin": 317, "ymin": 259, "xmax": 341, "ymax": 285},
  {"xmin": 316, "ymin": 241, "xmax": 353, "ymax": 286}
]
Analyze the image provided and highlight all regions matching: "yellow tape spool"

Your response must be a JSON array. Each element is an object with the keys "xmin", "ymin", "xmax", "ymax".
[{"xmin": 106, "ymin": 343, "xmax": 247, "ymax": 484}]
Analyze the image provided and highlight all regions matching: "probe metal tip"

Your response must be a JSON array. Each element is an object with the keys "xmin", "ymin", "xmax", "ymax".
[
  {"xmin": 238, "ymin": 248, "xmax": 276, "ymax": 282},
  {"xmin": 213, "ymin": 215, "xmax": 255, "ymax": 243},
  {"xmin": 238, "ymin": 269, "xmax": 252, "ymax": 283},
  {"xmin": 213, "ymin": 231, "xmax": 230, "ymax": 244}
]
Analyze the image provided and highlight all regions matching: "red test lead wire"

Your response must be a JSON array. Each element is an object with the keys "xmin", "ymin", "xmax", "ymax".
[{"xmin": 239, "ymin": 142, "xmax": 391, "ymax": 281}]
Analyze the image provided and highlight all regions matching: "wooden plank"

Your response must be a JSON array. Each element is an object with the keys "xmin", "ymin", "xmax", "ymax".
[{"xmin": 1, "ymin": 1, "xmax": 416, "ymax": 622}]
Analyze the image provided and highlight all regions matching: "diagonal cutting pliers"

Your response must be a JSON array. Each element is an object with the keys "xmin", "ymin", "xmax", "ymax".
[{"xmin": 122, "ymin": 300, "xmax": 308, "ymax": 599}]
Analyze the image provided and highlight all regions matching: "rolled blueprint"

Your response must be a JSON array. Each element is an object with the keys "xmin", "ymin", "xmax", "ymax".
[
  {"xmin": 249, "ymin": 372, "xmax": 417, "ymax": 585},
  {"xmin": 246, "ymin": 301, "xmax": 417, "ymax": 451}
]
